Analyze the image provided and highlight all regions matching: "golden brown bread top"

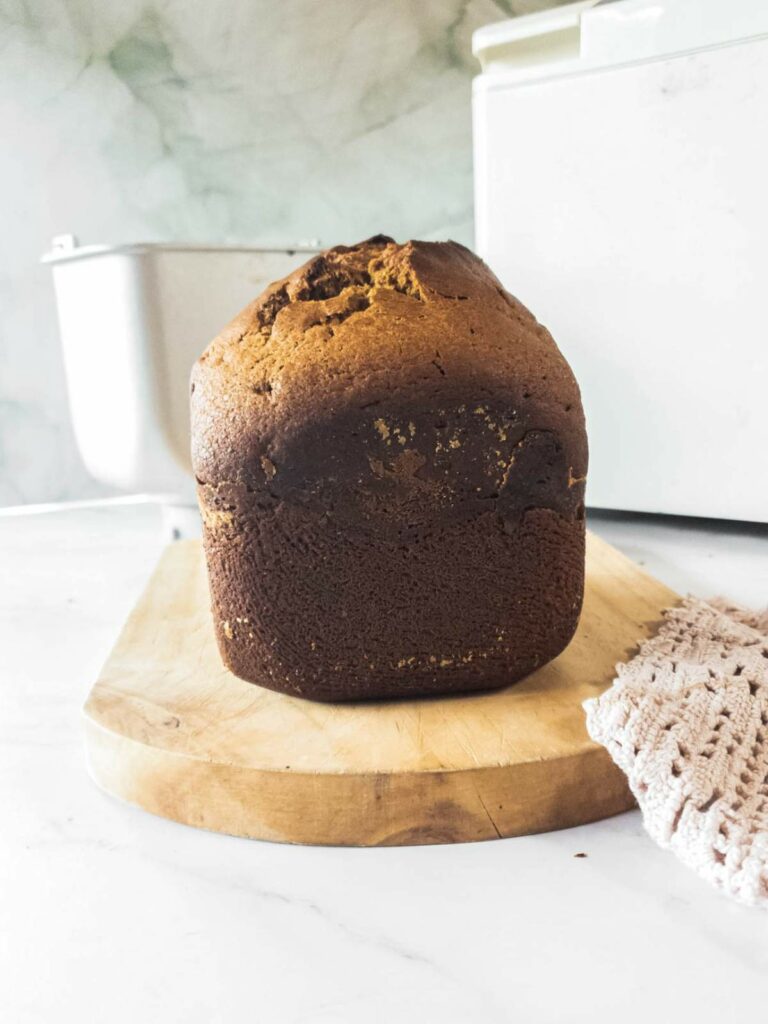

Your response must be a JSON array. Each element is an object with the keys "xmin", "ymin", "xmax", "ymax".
[{"xmin": 191, "ymin": 236, "xmax": 586, "ymax": 494}]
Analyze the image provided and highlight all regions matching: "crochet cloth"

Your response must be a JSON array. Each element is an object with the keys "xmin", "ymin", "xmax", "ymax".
[{"xmin": 585, "ymin": 597, "xmax": 768, "ymax": 907}]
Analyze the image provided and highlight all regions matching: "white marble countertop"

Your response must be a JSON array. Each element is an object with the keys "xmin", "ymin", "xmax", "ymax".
[{"xmin": 2, "ymin": 501, "xmax": 767, "ymax": 1024}]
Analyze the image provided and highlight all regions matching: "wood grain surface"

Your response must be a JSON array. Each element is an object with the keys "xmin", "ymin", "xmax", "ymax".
[{"xmin": 84, "ymin": 533, "xmax": 678, "ymax": 846}]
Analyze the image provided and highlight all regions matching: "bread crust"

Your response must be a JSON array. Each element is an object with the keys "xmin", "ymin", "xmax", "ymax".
[{"xmin": 192, "ymin": 236, "xmax": 587, "ymax": 701}]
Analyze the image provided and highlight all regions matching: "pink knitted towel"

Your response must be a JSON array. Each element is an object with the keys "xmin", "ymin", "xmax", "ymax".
[{"xmin": 584, "ymin": 597, "xmax": 768, "ymax": 907}]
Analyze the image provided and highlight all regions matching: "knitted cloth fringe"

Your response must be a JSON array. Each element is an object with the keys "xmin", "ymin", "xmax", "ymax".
[{"xmin": 584, "ymin": 597, "xmax": 768, "ymax": 907}]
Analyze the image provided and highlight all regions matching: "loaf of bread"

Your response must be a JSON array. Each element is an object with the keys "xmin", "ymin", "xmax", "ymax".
[{"xmin": 191, "ymin": 236, "xmax": 587, "ymax": 702}]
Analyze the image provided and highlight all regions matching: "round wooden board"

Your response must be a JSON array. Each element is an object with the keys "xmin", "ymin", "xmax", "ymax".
[{"xmin": 84, "ymin": 533, "xmax": 676, "ymax": 846}]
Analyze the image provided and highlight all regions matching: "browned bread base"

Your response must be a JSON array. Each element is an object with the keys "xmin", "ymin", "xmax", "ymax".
[{"xmin": 192, "ymin": 236, "xmax": 587, "ymax": 702}]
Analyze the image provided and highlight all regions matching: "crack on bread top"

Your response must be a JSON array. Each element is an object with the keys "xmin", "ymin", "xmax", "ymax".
[
  {"xmin": 366, "ymin": 248, "xmax": 424, "ymax": 303},
  {"xmin": 254, "ymin": 237, "xmax": 431, "ymax": 340}
]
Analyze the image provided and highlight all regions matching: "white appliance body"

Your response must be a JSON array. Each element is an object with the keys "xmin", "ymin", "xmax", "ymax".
[
  {"xmin": 44, "ymin": 241, "xmax": 314, "ymax": 504},
  {"xmin": 473, "ymin": 0, "xmax": 768, "ymax": 522}
]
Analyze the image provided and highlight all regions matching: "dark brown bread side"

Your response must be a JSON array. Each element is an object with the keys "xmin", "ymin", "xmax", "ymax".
[{"xmin": 191, "ymin": 236, "xmax": 587, "ymax": 702}]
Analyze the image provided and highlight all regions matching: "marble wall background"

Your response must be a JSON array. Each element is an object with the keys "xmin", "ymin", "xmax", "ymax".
[{"xmin": 0, "ymin": 0, "xmax": 563, "ymax": 505}]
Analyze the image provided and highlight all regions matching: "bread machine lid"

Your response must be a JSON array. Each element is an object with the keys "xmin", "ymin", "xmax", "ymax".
[{"xmin": 473, "ymin": 0, "xmax": 768, "ymax": 86}]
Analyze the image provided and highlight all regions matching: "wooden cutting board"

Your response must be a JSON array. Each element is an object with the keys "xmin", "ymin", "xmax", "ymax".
[{"xmin": 84, "ymin": 532, "xmax": 677, "ymax": 846}]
